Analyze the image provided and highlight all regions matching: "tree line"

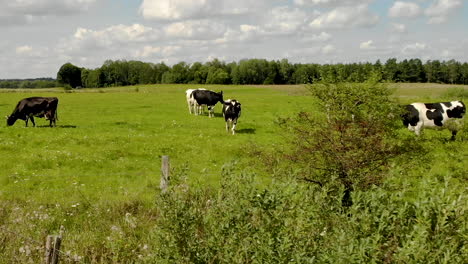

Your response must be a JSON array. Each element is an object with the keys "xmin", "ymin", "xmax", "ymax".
[
  {"xmin": 0, "ymin": 78, "xmax": 58, "ymax": 89},
  {"xmin": 3, "ymin": 58, "xmax": 468, "ymax": 89}
]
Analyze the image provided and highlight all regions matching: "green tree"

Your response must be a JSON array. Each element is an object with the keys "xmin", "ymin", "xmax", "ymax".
[
  {"xmin": 383, "ymin": 58, "xmax": 399, "ymax": 82},
  {"xmin": 446, "ymin": 60, "xmax": 461, "ymax": 84},
  {"xmin": 57, "ymin": 62, "xmax": 82, "ymax": 88},
  {"xmin": 206, "ymin": 68, "xmax": 229, "ymax": 84},
  {"xmin": 189, "ymin": 62, "xmax": 208, "ymax": 84},
  {"xmin": 425, "ymin": 60, "xmax": 443, "ymax": 83}
]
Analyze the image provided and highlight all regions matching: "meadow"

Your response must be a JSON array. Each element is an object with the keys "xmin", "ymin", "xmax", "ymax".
[{"xmin": 0, "ymin": 83, "xmax": 467, "ymax": 263}]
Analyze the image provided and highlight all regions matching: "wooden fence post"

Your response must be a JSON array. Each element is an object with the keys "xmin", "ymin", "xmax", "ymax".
[
  {"xmin": 44, "ymin": 226, "xmax": 64, "ymax": 264},
  {"xmin": 44, "ymin": 235, "xmax": 53, "ymax": 264},
  {"xmin": 160, "ymin": 155, "xmax": 170, "ymax": 193}
]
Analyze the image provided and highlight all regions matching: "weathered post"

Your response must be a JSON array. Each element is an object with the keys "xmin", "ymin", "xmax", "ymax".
[
  {"xmin": 44, "ymin": 235, "xmax": 53, "ymax": 264},
  {"xmin": 44, "ymin": 226, "xmax": 64, "ymax": 264},
  {"xmin": 160, "ymin": 155, "xmax": 170, "ymax": 193},
  {"xmin": 51, "ymin": 235, "xmax": 62, "ymax": 264}
]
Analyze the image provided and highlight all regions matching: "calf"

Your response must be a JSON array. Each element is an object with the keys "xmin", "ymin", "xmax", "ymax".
[
  {"xmin": 191, "ymin": 90, "xmax": 224, "ymax": 117},
  {"xmin": 6, "ymin": 97, "xmax": 59, "ymax": 127},
  {"xmin": 222, "ymin": 99, "xmax": 241, "ymax": 135},
  {"xmin": 402, "ymin": 101, "xmax": 465, "ymax": 140}
]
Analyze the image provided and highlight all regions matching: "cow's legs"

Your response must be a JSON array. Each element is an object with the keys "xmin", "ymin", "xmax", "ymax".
[
  {"xmin": 413, "ymin": 122, "xmax": 423, "ymax": 136},
  {"xmin": 29, "ymin": 116, "xmax": 36, "ymax": 127},
  {"xmin": 450, "ymin": 131, "xmax": 457, "ymax": 141},
  {"xmin": 50, "ymin": 111, "xmax": 57, "ymax": 127},
  {"xmin": 225, "ymin": 121, "xmax": 230, "ymax": 133},
  {"xmin": 208, "ymin": 106, "xmax": 213, "ymax": 118},
  {"xmin": 232, "ymin": 120, "xmax": 237, "ymax": 135}
]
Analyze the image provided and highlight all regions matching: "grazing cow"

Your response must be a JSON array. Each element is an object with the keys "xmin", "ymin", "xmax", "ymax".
[
  {"xmin": 402, "ymin": 101, "xmax": 465, "ymax": 140},
  {"xmin": 222, "ymin": 99, "xmax": 241, "ymax": 135},
  {"xmin": 185, "ymin": 88, "xmax": 206, "ymax": 114},
  {"xmin": 6, "ymin": 97, "xmax": 59, "ymax": 127},
  {"xmin": 191, "ymin": 90, "xmax": 224, "ymax": 117}
]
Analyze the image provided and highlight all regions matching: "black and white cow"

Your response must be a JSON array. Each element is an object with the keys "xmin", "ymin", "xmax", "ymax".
[
  {"xmin": 402, "ymin": 100, "xmax": 465, "ymax": 140},
  {"xmin": 185, "ymin": 88, "xmax": 206, "ymax": 114},
  {"xmin": 191, "ymin": 90, "xmax": 224, "ymax": 117},
  {"xmin": 222, "ymin": 99, "xmax": 241, "ymax": 135},
  {"xmin": 6, "ymin": 97, "xmax": 59, "ymax": 127}
]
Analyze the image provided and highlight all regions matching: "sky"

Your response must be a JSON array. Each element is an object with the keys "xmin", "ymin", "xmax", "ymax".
[{"xmin": 0, "ymin": 0, "xmax": 467, "ymax": 79}]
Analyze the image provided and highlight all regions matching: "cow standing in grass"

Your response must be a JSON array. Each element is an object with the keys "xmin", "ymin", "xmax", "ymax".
[
  {"xmin": 6, "ymin": 97, "xmax": 59, "ymax": 127},
  {"xmin": 222, "ymin": 99, "xmax": 241, "ymax": 135},
  {"xmin": 191, "ymin": 90, "xmax": 224, "ymax": 117},
  {"xmin": 402, "ymin": 100, "xmax": 465, "ymax": 140},
  {"xmin": 185, "ymin": 88, "xmax": 206, "ymax": 114}
]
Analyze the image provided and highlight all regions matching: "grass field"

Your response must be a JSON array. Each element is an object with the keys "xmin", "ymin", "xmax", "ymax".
[{"xmin": 0, "ymin": 83, "xmax": 467, "ymax": 262}]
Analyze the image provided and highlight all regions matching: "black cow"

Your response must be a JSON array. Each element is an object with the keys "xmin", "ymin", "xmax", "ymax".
[
  {"xmin": 402, "ymin": 100, "xmax": 465, "ymax": 140},
  {"xmin": 191, "ymin": 90, "xmax": 223, "ymax": 117},
  {"xmin": 222, "ymin": 99, "xmax": 241, "ymax": 135},
  {"xmin": 6, "ymin": 97, "xmax": 59, "ymax": 127}
]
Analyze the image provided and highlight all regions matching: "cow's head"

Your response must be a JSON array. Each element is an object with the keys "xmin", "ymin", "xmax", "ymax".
[
  {"xmin": 5, "ymin": 115, "xmax": 17, "ymax": 126},
  {"xmin": 225, "ymin": 99, "xmax": 241, "ymax": 112},
  {"xmin": 447, "ymin": 101, "xmax": 466, "ymax": 118}
]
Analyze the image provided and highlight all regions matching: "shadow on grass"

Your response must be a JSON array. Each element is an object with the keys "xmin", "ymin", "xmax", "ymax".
[
  {"xmin": 195, "ymin": 112, "xmax": 224, "ymax": 118},
  {"xmin": 236, "ymin": 128, "xmax": 256, "ymax": 134},
  {"xmin": 36, "ymin": 124, "xmax": 77, "ymax": 128}
]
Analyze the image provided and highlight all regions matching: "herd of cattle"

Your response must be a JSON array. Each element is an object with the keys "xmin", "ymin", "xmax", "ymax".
[
  {"xmin": 185, "ymin": 88, "xmax": 241, "ymax": 134},
  {"xmin": 3, "ymin": 92, "xmax": 466, "ymax": 140}
]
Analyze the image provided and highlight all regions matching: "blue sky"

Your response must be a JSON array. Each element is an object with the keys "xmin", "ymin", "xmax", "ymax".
[{"xmin": 0, "ymin": 0, "xmax": 467, "ymax": 79}]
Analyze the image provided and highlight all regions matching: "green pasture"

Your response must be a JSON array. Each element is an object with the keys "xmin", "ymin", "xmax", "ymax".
[
  {"xmin": 0, "ymin": 84, "xmax": 464, "ymax": 202},
  {"xmin": 0, "ymin": 83, "xmax": 467, "ymax": 204},
  {"xmin": 1, "ymin": 83, "xmax": 467, "ymax": 262},
  {"xmin": 0, "ymin": 85, "xmax": 317, "ymax": 203}
]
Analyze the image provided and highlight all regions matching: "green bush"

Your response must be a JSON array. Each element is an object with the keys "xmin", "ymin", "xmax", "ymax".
[
  {"xmin": 0, "ymin": 164, "xmax": 466, "ymax": 263},
  {"xmin": 143, "ymin": 165, "xmax": 467, "ymax": 263}
]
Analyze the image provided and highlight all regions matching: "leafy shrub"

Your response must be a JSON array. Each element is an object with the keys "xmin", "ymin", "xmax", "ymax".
[
  {"xmin": 264, "ymin": 78, "xmax": 423, "ymax": 206},
  {"xmin": 142, "ymin": 165, "xmax": 466, "ymax": 263}
]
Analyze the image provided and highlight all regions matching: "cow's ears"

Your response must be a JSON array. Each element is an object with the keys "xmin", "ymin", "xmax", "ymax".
[{"xmin": 220, "ymin": 91, "xmax": 223, "ymax": 95}]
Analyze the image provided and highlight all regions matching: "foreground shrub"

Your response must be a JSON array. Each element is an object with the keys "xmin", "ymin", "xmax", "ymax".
[
  {"xmin": 263, "ymin": 78, "xmax": 423, "ymax": 207},
  {"xmin": 0, "ymin": 165, "xmax": 466, "ymax": 263},
  {"xmin": 144, "ymin": 166, "xmax": 466, "ymax": 263}
]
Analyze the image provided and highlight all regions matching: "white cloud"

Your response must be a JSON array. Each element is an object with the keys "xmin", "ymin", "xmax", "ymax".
[
  {"xmin": 388, "ymin": 1, "xmax": 421, "ymax": 18},
  {"xmin": 294, "ymin": 0, "xmax": 372, "ymax": 7},
  {"xmin": 139, "ymin": 0, "xmax": 267, "ymax": 21},
  {"xmin": 72, "ymin": 24, "xmax": 161, "ymax": 47},
  {"xmin": 322, "ymin": 44, "xmax": 336, "ymax": 54},
  {"xmin": 402, "ymin": 42, "xmax": 427, "ymax": 55},
  {"xmin": 139, "ymin": 0, "xmax": 219, "ymax": 20},
  {"xmin": 0, "ymin": 0, "xmax": 97, "ymax": 25},
  {"xmin": 215, "ymin": 24, "xmax": 266, "ymax": 44},
  {"xmin": 309, "ymin": 4, "xmax": 378, "ymax": 29},
  {"xmin": 16, "ymin": 45, "xmax": 33, "ymax": 54},
  {"xmin": 134, "ymin": 45, "xmax": 181, "ymax": 58},
  {"xmin": 425, "ymin": 0, "xmax": 462, "ymax": 24},
  {"xmin": 301, "ymin": 32, "xmax": 332, "ymax": 43},
  {"xmin": 390, "ymin": 23, "xmax": 407, "ymax": 33},
  {"xmin": 263, "ymin": 6, "xmax": 307, "ymax": 35},
  {"xmin": 360, "ymin": 40, "xmax": 376, "ymax": 50},
  {"xmin": 165, "ymin": 20, "xmax": 226, "ymax": 40},
  {"xmin": 1, "ymin": 0, "xmax": 467, "ymax": 79}
]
